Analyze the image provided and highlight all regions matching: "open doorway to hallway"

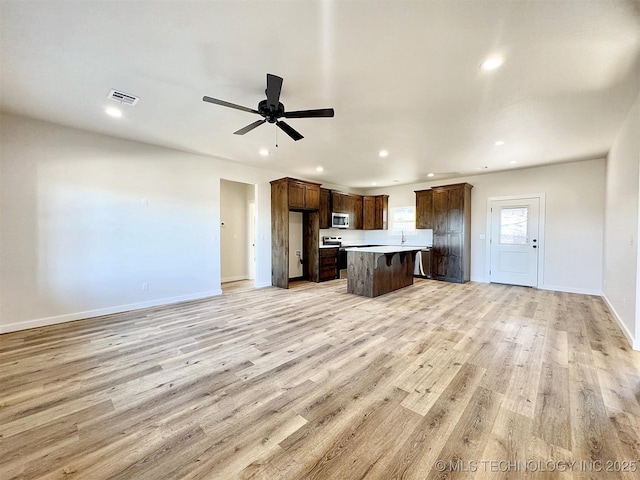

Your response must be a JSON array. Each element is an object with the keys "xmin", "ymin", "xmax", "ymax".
[{"xmin": 220, "ymin": 179, "xmax": 256, "ymax": 292}]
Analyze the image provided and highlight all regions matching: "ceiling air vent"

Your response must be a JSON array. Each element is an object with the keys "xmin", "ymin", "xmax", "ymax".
[{"xmin": 107, "ymin": 89, "xmax": 139, "ymax": 106}]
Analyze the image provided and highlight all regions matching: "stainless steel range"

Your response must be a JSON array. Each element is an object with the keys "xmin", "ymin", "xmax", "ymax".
[
  {"xmin": 322, "ymin": 236, "xmax": 347, "ymax": 278},
  {"xmin": 322, "ymin": 236, "xmax": 342, "ymax": 246}
]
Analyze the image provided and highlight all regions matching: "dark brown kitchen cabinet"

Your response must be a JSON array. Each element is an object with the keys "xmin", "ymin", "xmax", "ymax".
[
  {"xmin": 318, "ymin": 247, "xmax": 339, "ymax": 281},
  {"xmin": 415, "ymin": 189, "xmax": 433, "ymax": 229},
  {"xmin": 270, "ymin": 177, "xmax": 322, "ymax": 289},
  {"xmin": 431, "ymin": 183, "xmax": 472, "ymax": 283},
  {"xmin": 363, "ymin": 196, "xmax": 375, "ymax": 229},
  {"xmin": 319, "ymin": 188, "xmax": 331, "ymax": 229},
  {"xmin": 375, "ymin": 196, "xmax": 389, "ymax": 230},
  {"xmin": 363, "ymin": 195, "xmax": 388, "ymax": 230},
  {"xmin": 330, "ymin": 191, "xmax": 363, "ymax": 230},
  {"xmin": 331, "ymin": 191, "xmax": 349, "ymax": 214},
  {"xmin": 287, "ymin": 178, "xmax": 320, "ymax": 210},
  {"xmin": 349, "ymin": 194, "xmax": 363, "ymax": 230}
]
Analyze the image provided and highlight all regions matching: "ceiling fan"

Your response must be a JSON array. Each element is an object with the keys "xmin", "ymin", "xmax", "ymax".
[{"xmin": 203, "ymin": 74, "xmax": 334, "ymax": 141}]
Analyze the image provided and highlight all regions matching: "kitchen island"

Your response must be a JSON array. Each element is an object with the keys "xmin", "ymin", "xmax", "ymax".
[{"xmin": 345, "ymin": 246, "xmax": 423, "ymax": 297}]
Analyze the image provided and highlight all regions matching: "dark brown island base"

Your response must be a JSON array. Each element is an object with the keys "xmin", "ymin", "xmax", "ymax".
[{"xmin": 346, "ymin": 246, "xmax": 423, "ymax": 297}]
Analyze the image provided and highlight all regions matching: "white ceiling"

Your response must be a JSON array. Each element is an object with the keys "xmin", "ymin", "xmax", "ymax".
[{"xmin": 1, "ymin": 1, "xmax": 639, "ymax": 188}]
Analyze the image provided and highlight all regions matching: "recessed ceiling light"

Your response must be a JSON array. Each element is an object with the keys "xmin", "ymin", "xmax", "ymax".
[
  {"xmin": 372, "ymin": 182, "xmax": 377, "ymax": 186},
  {"xmin": 379, "ymin": 150, "xmax": 389, "ymax": 158},
  {"xmin": 259, "ymin": 148, "xmax": 269, "ymax": 156},
  {"xmin": 105, "ymin": 106, "xmax": 122, "ymax": 118},
  {"xmin": 316, "ymin": 166, "xmax": 324, "ymax": 172},
  {"xmin": 494, "ymin": 140, "xmax": 505, "ymax": 146},
  {"xmin": 510, "ymin": 160, "xmax": 517, "ymax": 164},
  {"xmin": 480, "ymin": 57, "xmax": 504, "ymax": 71},
  {"xmin": 427, "ymin": 173, "xmax": 435, "ymax": 177}
]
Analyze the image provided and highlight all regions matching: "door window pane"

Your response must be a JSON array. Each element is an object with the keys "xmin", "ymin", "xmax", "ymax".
[{"xmin": 500, "ymin": 207, "xmax": 528, "ymax": 244}]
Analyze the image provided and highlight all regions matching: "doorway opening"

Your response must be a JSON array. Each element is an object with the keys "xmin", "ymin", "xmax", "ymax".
[
  {"xmin": 220, "ymin": 179, "xmax": 257, "ymax": 293},
  {"xmin": 486, "ymin": 194, "xmax": 545, "ymax": 287}
]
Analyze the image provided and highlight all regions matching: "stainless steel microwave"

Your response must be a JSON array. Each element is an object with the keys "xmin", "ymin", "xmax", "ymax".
[{"xmin": 331, "ymin": 212, "xmax": 349, "ymax": 229}]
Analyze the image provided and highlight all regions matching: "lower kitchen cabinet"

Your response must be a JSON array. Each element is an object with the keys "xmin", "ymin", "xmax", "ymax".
[{"xmin": 318, "ymin": 247, "xmax": 339, "ymax": 281}]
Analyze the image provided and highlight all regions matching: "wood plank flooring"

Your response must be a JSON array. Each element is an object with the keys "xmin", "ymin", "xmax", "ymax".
[{"xmin": 2, "ymin": 279, "xmax": 639, "ymax": 479}]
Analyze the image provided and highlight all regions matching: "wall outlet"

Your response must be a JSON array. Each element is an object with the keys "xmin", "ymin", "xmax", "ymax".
[
  {"xmin": 142, "ymin": 282, "xmax": 149, "ymax": 291},
  {"xmin": 295, "ymin": 250, "xmax": 301, "ymax": 257}
]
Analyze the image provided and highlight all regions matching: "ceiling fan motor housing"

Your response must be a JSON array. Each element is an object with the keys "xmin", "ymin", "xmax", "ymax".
[{"xmin": 258, "ymin": 99, "xmax": 285, "ymax": 123}]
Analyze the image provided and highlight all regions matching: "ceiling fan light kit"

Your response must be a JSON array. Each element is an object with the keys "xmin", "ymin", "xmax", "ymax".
[{"xmin": 203, "ymin": 74, "xmax": 334, "ymax": 142}]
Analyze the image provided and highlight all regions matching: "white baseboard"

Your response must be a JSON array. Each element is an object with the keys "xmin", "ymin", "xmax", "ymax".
[
  {"xmin": 601, "ymin": 294, "xmax": 639, "ymax": 351},
  {"xmin": 0, "ymin": 289, "xmax": 223, "ymax": 334},
  {"xmin": 475, "ymin": 278, "xmax": 603, "ymax": 297},
  {"xmin": 221, "ymin": 275, "xmax": 249, "ymax": 283},
  {"xmin": 539, "ymin": 284, "xmax": 602, "ymax": 296}
]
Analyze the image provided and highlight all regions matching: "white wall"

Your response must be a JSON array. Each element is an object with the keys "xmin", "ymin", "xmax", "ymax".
[
  {"xmin": 0, "ymin": 112, "xmax": 620, "ymax": 338},
  {"xmin": 603, "ymin": 92, "xmax": 640, "ymax": 350},
  {"xmin": 365, "ymin": 158, "xmax": 606, "ymax": 295},
  {"xmin": 288, "ymin": 212, "xmax": 303, "ymax": 278},
  {"xmin": 220, "ymin": 180, "xmax": 253, "ymax": 282},
  {"xmin": 0, "ymin": 113, "xmax": 284, "ymax": 333}
]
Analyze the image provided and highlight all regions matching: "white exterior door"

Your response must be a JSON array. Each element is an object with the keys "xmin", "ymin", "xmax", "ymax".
[{"xmin": 489, "ymin": 197, "xmax": 540, "ymax": 287}]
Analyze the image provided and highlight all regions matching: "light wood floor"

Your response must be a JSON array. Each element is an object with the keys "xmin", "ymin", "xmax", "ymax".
[
  {"xmin": 221, "ymin": 279, "xmax": 256, "ymax": 295},
  {"xmin": 2, "ymin": 279, "xmax": 639, "ymax": 479}
]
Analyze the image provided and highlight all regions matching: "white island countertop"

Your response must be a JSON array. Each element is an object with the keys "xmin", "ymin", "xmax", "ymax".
[{"xmin": 344, "ymin": 246, "xmax": 424, "ymax": 254}]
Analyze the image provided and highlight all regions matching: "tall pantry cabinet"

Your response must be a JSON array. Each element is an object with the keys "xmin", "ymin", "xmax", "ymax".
[
  {"xmin": 270, "ymin": 177, "xmax": 321, "ymax": 289},
  {"xmin": 416, "ymin": 183, "xmax": 472, "ymax": 283}
]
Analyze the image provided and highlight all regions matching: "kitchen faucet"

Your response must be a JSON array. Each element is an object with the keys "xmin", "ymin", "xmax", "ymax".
[{"xmin": 401, "ymin": 230, "xmax": 406, "ymax": 245}]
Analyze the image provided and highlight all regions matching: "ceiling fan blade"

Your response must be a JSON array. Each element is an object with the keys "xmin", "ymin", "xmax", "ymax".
[
  {"xmin": 283, "ymin": 108, "xmax": 335, "ymax": 119},
  {"xmin": 276, "ymin": 120, "xmax": 304, "ymax": 141},
  {"xmin": 266, "ymin": 74, "xmax": 283, "ymax": 109},
  {"xmin": 234, "ymin": 119, "xmax": 266, "ymax": 135},
  {"xmin": 202, "ymin": 96, "xmax": 259, "ymax": 114}
]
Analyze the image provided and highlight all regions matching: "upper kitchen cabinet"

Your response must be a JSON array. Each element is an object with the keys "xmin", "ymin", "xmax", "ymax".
[
  {"xmin": 349, "ymin": 194, "xmax": 363, "ymax": 230},
  {"xmin": 319, "ymin": 188, "xmax": 332, "ymax": 229},
  {"xmin": 331, "ymin": 191, "xmax": 349, "ymax": 214},
  {"xmin": 326, "ymin": 190, "xmax": 389, "ymax": 230},
  {"xmin": 431, "ymin": 183, "xmax": 472, "ymax": 283},
  {"xmin": 363, "ymin": 195, "xmax": 388, "ymax": 230},
  {"xmin": 331, "ymin": 191, "xmax": 362, "ymax": 229},
  {"xmin": 285, "ymin": 178, "xmax": 320, "ymax": 210},
  {"xmin": 415, "ymin": 189, "xmax": 433, "ymax": 229},
  {"xmin": 363, "ymin": 196, "xmax": 375, "ymax": 229}
]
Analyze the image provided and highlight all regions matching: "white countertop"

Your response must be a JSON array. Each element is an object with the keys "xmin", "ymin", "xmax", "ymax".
[{"xmin": 344, "ymin": 246, "xmax": 424, "ymax": 254}]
